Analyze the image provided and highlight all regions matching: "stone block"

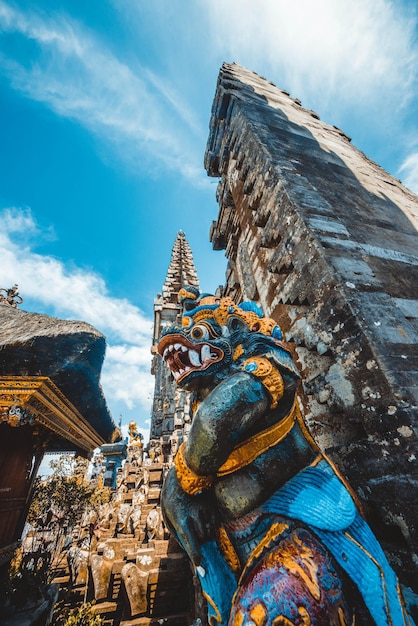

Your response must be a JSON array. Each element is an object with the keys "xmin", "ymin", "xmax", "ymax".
[
  {"xmin": 153, "ymin": 540, "xmax": 169, "ymax": 556},
  {"xmin": 136, "ymin": 547, "xmax": 156, "ymax": 571},
  {"xmin": 90, "ymin": 554, "xmax": 113, "ymax": 601},
  {"xmin": 121, "ymin": 562, "xmax": 148, "ymax": 617}
]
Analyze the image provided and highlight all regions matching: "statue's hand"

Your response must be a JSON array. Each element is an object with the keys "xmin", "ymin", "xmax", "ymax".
[{"xmin": 161, "ymin": 466, "xmax": 217, "ymax": 567}]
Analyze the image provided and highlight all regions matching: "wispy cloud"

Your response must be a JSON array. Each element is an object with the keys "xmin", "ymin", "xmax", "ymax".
[
  {"xmin": 0, "ymin": 207, "xmax": 155, "ymax": 423},
  {"xmin": 399, "ymin": 153, "xmax": 418, "ymax": 194},
  {"xmin": 202, "ymin": 0, "xmax": 418, "ymax": 116},
  {"xmin": 0, "ymin": 1, "xmax": 206, "ymax": 185}
]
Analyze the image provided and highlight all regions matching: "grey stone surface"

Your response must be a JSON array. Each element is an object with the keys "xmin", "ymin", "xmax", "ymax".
[{"xmin": 205, "ymin": 62, "xmax": 418, "ymax": 587}]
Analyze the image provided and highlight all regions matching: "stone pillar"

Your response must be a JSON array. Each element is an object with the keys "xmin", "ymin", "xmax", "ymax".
[{"xmin": 205, "ymin": 62, "xmax": 418, "ymax": 584}]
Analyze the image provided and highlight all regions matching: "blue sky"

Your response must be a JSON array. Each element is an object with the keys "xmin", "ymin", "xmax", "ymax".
[{"xmin": 0, "ymin": 0, "xmax": 417, "ymax": 439}]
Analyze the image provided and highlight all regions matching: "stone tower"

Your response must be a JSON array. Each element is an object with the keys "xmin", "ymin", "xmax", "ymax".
[
  {"xmin": 149, "ymin": 231, "xmax": 199, "ymax": 462},
  {"xmin": 205, "ymin": 63, "xmax": 418, "ymax": 586}
]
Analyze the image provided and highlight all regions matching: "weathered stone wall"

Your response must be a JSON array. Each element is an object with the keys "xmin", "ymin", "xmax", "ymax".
[{"xmin": 205, "ymin": 63, "xmax": 418, "ymax": 585}]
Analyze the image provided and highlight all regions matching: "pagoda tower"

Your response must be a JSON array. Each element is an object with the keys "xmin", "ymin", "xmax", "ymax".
[{"xmin": 149, "ymin": 231, "xmax": 199, "ymax": 462}]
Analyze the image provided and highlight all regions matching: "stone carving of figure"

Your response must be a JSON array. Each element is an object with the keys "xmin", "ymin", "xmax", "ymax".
[
  {"xmin": 115, "ymin": 503, "xmax": 132, "ymax": 535},
  {"xmin": 145, "ymin": 508, "xmax": 161, "ymax": 542},
  {"xmin": 170, "ymin": 433, "xmax": 181, "ymax": 456},
  {"xmin": 128, "ymin": 507, "xmax": 142, "ymax": 537},
  {"xmin": 121, "ymin": 562, "xmax": 148, "ymax": 616},
  {"xmin": 90, "ymin": 541, "xmax": 115, "ymax": 601},
  {"xmin": 67, "ymin": 525, "xmax": 96, "ymax": 586},
  {"xmin": 114, "ymin": 483, "xmax": 127, "ymax": 504},
  {"xmin": 0, "ymin": 284, "xmax": 23, "ymax": 307},
  {"xmin": 129, "ymin": 421, "xmax": 143, "ymax": 445}
]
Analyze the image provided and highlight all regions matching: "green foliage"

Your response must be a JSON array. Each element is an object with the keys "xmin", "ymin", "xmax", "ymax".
[
  {"xmin": 88, "ymin": 484, "xmax": 111, "ymax": 513},
  {"xmin": 62, "ymin": 602, "xmax": 103, "ymax": 626},
  {"xmin": 2, "ymin": 456, "xmax": 111, "ymax": 618},
  {"xmin": 27, "ymin": 454, "xmax": 94, "ymax": 528},
  {"xmin": 28, "ymin": 454, "xmax": 113, "ymax": 529},
  {"xmin": 0, "ymin": 547, "xmax": 50, "ymax": 613}
]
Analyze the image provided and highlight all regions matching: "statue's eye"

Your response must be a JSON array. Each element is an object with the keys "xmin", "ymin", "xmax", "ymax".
[{"xmin": 190, "ymin": 325, "xmax": 209, "ymax": 340}]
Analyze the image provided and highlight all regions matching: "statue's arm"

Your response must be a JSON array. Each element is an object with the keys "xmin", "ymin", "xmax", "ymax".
[
  {"xmin": 185, "ymin": 371, "xmax": 270, "ymax": 475},
  {"xmin": 161, "ymin": 465, "xmax": 216, "ymax": 566}
]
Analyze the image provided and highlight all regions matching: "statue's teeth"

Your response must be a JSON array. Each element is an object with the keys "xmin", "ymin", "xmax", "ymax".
[
  {"xmin": 174, "ymin": 343, "xmax": 182, "ymax": 350},
  {"xmin": 163, "ymin": 348, "xmax": 169, "ymax": 359},
  {"xmin": 169, "ymin": 345, "xmax": 175, "ymax": 352},
  {"xmin": 173, "ymin": 371, "xmax": 180, "ymax": 380},
  {"xmin": 189, "ymin": 350, "xmax": 201, "ymax": 366},
  {"xmin": 181, "ymin": 345, "xmax": 188, "ymax": 352},
  {"xmin": 201, "ymin": 344, "xmax": 211, "ymax": 362}
]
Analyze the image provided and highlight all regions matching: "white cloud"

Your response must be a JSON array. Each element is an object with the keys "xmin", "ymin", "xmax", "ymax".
[
  {"xmin": 0, "ymin": 208, "xmax": 152, "ymax": 344},
  {"xmin": 102, "ymin": 345, "xmax": 154, "ymax": 410},
  {"xmin": 106, "ymin": 344, "xmax": 152, "ymax": 368},
  {"xmin": 0, "ymin": 1, "xmax": 206, "ymax": 185},
  {"xmin": 0, "ymin": 206, "xmax": 39, "ymax": 233},
  {"xmin": 399, "ymin": 153, "xmax": 418, "ymax": 194},
  {"xmin": 2, "ymin": 0, "xmax": 416, "ymax": 187},
  {"xmin": 202, "ymin": 0, "xmax": 418, "ymax": 113},
  {"xmin": 0, "ymin": 207, "xmax": 155, "ymax": 422}
]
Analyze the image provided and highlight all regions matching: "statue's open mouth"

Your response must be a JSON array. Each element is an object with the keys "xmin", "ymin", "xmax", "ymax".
[{"xmin": 158, "ymin": 334, "xmax": 224, "ymax": 382}]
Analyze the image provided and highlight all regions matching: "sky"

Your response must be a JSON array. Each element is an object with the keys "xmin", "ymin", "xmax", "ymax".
[{"xmin": 0, "ymin": 0, "xmax": 417, "ymax": 443}]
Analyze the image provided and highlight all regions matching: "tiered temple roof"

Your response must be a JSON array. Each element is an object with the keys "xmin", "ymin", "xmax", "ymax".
[{"xmin": 161, "ymin": 231, "xmax": 199, "ymax": 306}]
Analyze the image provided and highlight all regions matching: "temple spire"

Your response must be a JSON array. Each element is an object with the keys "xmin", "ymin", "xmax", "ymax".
[
  {"xmin": 152, "ymin": 231, "xmax": 199, "ymax": 349},
  {"xmin": 161, "ymin": 231, "xmax": 199, "ymax": 305},
  {"xmin": 149, "ymin": 231, "xmax": 199, "ymax": 457}
]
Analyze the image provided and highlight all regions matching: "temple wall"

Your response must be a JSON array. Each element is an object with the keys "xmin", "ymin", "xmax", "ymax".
[{"xmin": 205, "ymin": 63, "xmax": 418, "ymax": 584}]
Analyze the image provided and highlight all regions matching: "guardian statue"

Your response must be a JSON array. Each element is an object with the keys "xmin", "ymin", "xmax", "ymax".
[{"xmin": 159, "ymin": 286, "xmax": 414, "ymax": 626}]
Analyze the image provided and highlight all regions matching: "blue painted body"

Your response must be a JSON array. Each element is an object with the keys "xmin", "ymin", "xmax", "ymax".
[
  {"xmin": 158, "ymin": 289, "xmax": 414, "ymax": 626},
  {"xmin": 195, "ymin": 460, "xmax": 413, "ymax": 625}
]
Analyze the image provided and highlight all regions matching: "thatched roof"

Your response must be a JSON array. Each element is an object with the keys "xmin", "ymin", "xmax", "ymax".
[{"xmin": 0, "ymin": 304, "xmax": 116, "ymax": 444}]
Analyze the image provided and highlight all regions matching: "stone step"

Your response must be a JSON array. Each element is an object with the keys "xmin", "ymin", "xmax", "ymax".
[
  {"xmin": 152, "ymin": 540, "xmax": 170, "ymax": 556},
  {"xmin": 148, "ymin": 565, "xmax": 189, "ymax": 587},
  {"xmin": 147, "ymin": 490, "xmax": 161, "ymax": 502},
  {"xmin": 90, "ymin": 601, "xmax": 119, "ymax": 615},
  {"xmin": 141, "ymin": 504, "xmax": 157, "ymax": 513},
  {"xmin": 50, "ymin": 574, "xmax": 70, "ymax": 584},
  {"xmin": 148, "ymin": 470, "xmax": 163, "ymax": 479}
]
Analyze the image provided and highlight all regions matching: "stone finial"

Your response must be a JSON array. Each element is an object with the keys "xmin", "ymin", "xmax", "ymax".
[{"xmin": 0, "ymin": 284, "xmax": 23, "ymax": 308}]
